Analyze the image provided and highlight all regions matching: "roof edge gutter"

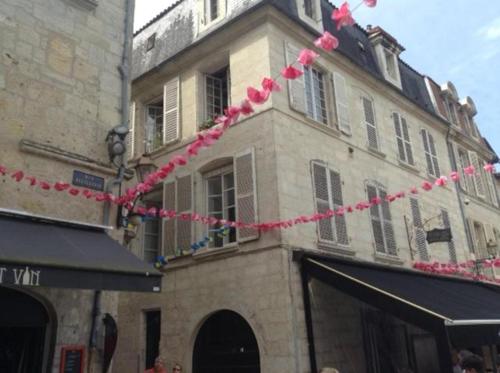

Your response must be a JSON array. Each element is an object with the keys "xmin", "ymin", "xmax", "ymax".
[{"xmin": 445, "ymin": 319, "xmax": 500, "ymax": 326}]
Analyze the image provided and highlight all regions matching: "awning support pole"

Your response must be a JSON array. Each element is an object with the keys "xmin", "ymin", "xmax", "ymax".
[{"xmin": 300, "ymin": 262, "xmax": 318, "ymax": 373}]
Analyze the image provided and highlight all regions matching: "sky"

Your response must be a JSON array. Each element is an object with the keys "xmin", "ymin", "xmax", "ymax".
[{"xmin": 134, "ymin": 0, "xmax": 500, "ymax": 156}]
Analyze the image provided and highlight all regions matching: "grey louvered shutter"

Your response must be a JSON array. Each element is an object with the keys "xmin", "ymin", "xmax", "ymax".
[
  {"xmin": 468, "ymin": 151, "xmax": 486, "ymax": 199},
  {"xmin": 451, "ymin": 142, "xmax": 467, "ymax": 192},
  {"xmin": 330, "ymin": 170, "xmax": 348, "ymax": 245},
  {"xmin": 163, "ymin": 181, "xmax": 176, "ymax": 256},
  {"xmin": 313, "ymin": 163, "xmax": 334, "ymax": 243},
  {"xmin": 363, "ymin": 97, "xmax": 378, "ymax": 149},
  {"xmin": 440, "ymin": 209, "xmax": 457, "ymax": 263},
  {"xmin": 401, "ymin": 117, "xmax": 414, "ymax": 165},
  {"xmin": 410, "ymin": 198, "xmax": 428, "ymax": 261},
  {"xmin": 467, "ymin": 218, "xmax": 477, "ymax": 254},
  {"xmin": 428, "ymin": 132, "xmax": 440, "ymax": 176},
  {"xmin": 176, "ymin": 174, "xmax": 192, "ymax": 252},
  {"xmin": 333, "ymin": 72, "xmax": 351, "ymax": 134},
  {"xmin": 235, "ymin": 148, "xmax": 259, "ymax": 242},
  {"xmin": 367, "ymin": 184, "xmax": 385, "ymax": 253},
  {"xmin": 421, "ymin": 130, "xmax": 435, "ymax": 176},
  {"xmin": 127, "ymin": 102, "xmax": 136, "ymax": 160},
  {"xmin": 379, "ymin": 190, "xmax": 397, "ymax": 255},
  {"xmin": 393, "ymin": 113, "xmax": 406, "ymax": 162},
  {"xmin": 163, "ymin": 76, "xmax": 180, "ymax": 144},
  {"xmin": 284, "ymin": 42, "xmax": 306, "ymax": 113},
  {"xmin": 486, "ymin": 172, "xmax": 499, "ymax": 207}
]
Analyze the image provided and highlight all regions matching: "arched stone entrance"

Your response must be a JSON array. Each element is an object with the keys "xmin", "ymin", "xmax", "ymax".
[
  {"xmin": 193, "ymin": 310, "xmax": 260, "ymax": 373},
  {"xmin": 0, "ymin": 286, "xmax": 54, "ymax": 373}
]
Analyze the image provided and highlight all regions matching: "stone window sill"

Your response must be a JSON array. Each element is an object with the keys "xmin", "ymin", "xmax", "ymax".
[
  {"xmin": 367, "ymin": 146, "xmax": 386, "ymax": 159},
  {"xmin": 318, "ymin": 242, "xmax": 356, "ymax": 256},
  {"xmin": 398, "ymin": 160, "xmax": 420, "ymax": 174},
  {"xmin": 193, "ymin": 243, "xmax": 239, "ymax": 260},
  {"xmin": 69, "ymin": 0, "xmax": 98, "ymax": 10},
  {"xmin": 373, "ymin": 252, "xmax": 404, "ymax": 265}
]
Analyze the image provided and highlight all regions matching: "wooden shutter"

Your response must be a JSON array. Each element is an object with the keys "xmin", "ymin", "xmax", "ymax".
[
  {"xmin": 330, "ymin": 170, "xmax": 348, "ymax": 245},
  {"xmin": 427, "ymin": 132, "xmax": 440, "ymax": 176},
  {"xmin": 284, "ymin": 42, "xmax": 306, "ymax": 113},
  {"xmin": 163, "ymin": 77, "xmax": 180, "ymax": 144},
  {"xmin": 333, "ymin": 72, "xmax": 351, "ymax": 134},
  {"xmin": 485, "ymin": 171, "xmax": 499, "ymax": 207},
  {"xmin": 127, "ymin": 102, "xmax": 136, "ymax": 160},
  {"xmin": 163, "ymin": 181, "xmax": 176, "ymax": 257},
  {"xmin": 363, "ymin": 97, "xmax": 378, "ymax": 149},
  {"xmin": 467, "ymin": 218, "xmax": 477, "ymax": 254},
  {"xmin": 485, "ymin": 224, "xmax": 497, "ymax": 247},
  {"xmin": 410, "ymin": 198, "xmax": 428, "ymax": 261},
  {"xmin": 440, "ymin": 209, "xmax": 457, "ymax": 263},
  {"xmin": 367, "ymin": 184, "xmax": 385, "ymax": 253},
  {"xmin": 379, "ymin": 190, "xmax": 397, "ymax": 255},
  {"xmin": 235, "ymin": 148, "xmax": 259, "ymax": 242},
  {"xmin": 313, "ymin": 163, "xmax": 334, "ymax": 243},
  {"xmin": 176, "ymin": 174, "xmax": 192, "ymax": 252},
  {"xmin": 393, "ymin": 113, "xmax": 406, "ymax": 162},
  {"xmin": 451, "ymin": 142, "xmax": 467, "ymax": 192},
  {"xmin": 400, "ymin": 116, "xmax": 414, "ymax": 165},
  {"xmin": 421, "ymin": 129, "xmax": 439, "ymax": 176},
  {"xmin": 468, "ymin": 151, "xmax": 486, "ymax": 199}
]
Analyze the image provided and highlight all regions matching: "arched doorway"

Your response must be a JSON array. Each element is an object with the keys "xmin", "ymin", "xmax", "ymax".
[
  {"xmin": 0, "ymin": 286, "xmax": 52, "ymax": 373},
  {"xmin": 193, "ymin": 310, "xmax": 260, "ymax": 373}
]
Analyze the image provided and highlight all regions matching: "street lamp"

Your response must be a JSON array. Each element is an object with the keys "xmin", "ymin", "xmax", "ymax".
[{"xmin": 134, "ymin": 154, "xmax": 158, "ymax": 183}]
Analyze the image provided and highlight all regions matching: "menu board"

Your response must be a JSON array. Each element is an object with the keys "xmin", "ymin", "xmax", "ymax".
[{"xmin": 60, "ymin": 346, "xmax": 85, "ymax": 373}]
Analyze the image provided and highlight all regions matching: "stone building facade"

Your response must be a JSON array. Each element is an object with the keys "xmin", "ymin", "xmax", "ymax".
[
  {"xmin": 115, "ymin": 1, "xmax": 500, "ymax": 372},
  {"xmin": 0, "ymin": 1, "xmax": 159, "ymax": 373}
]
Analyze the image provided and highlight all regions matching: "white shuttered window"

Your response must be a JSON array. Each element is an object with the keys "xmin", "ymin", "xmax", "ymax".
[
  {"xmin": 393, "ymin": 113, "xmax": 414, "ymax": 165},
  {"xmin": 333, "ymin": 72, "xmax": 351, "ymax": 134},
  {"xmin": 468, "ymin": 151, "xmax": 486, "ymax": 199},
  {"xmin": 312, "ymin": 162, "xmax": 349, "ymax": 246},
  {"xmin": 127, "ymin": 101, "xmax": 136, "ymax": 160},
  {"xmin": 410, "ymin": 198, "xmax": 428, "ymax": 261},
  {"xmin": 235, "ymin": 148, "xmax": 259, "ymax": 242},
  {"xmin": 440, "ymin": 209, "xmax": 457, "ymax": 263},
  {"xmin": 284, "ymin": 42, "xmax": 306, "ymax": 113},
  {"xmin": 163, "ymin": 77, "xmax": 180, "ymax": 144},
  {"xmin": 367, "ymin": 183, "xmax": 397, "ymax": 255},
  {"xmin": 362, "ymin": 97, "xmax": 379, "ymax": 150},
  {"xmin": 421, "ymin": 129, "xmax": 440, "ymax": 177}
]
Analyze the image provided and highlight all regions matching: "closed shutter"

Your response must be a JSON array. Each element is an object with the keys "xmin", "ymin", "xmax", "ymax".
[
  {"xmin": 400, "ymin": 117, "xmax": 414, "ymax": 165},
  {"xmin": 163, "ymin": 77, "xmax": 180, "ymax": 144},
  {"xmin": 379, "ymin": 190, "xmax": 397, "ymax": 255},
  {"xmin": 313, "ymin": 163, "xmax": 334, "ymax": 242},
  {"xmin": 393, "ymin": 113, "xmax": 406, "ymax": 162},
  {"xmin": 176, "ymin": 175, "xmax": 192, "ymax": 252},
  {"xmin": 468, "ymin": 151, "xmax": 486, "ymax": 199},
  {"xmin": 485, "ymin": 172, "xmax": 499, "ymax": 207},
  {"xmin": 333, "ymin": 72, "xmax": 351, "ymax": 134},
  {"xmin": 451, "ymin": 143, "xmax": 467, "ymax": 192},
  {"xmin": 235, "ymin": 148, "xmax": 259, "ymax": 242},
  {"xmin": 127, "ymin": 102, "xmax": 136, "ymax": 160},
  {"xmin": 440, "ymin": 209, "xmax": 457, "ymax": 263},
  {"xmin": 428, "ymin": 132, "xmax": 440, "ymax": 176},
  {"xmin": 363, "ymin": 97, "xmax": 378, "ymax": 149},
  {"xmin": 421, "ymin": 130, "xmax": 439, "ymax": 176},
  {"xmin": 330, "ymin": 170, "xmax": 348, "ymax": 245},
  {"xmin": 163, "ymin": 181, "xmax": 176, "ymax": 257},
  {"xmin": 467, "ymin": 218, "xmax": 477, "ymax": 254},
  {"xmin": 367, "ymin": 184, "xmax": 385, "ymax": 253},
  {"xmin": 284, "ymin": 42, "xmax": 306, "ymax": 113},
  {"xmin": 410, "ymin": 198, "xmax": 428, "ymax": 261}
]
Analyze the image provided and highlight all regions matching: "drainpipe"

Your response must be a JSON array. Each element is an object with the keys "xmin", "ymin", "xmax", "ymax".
[
  {"xmin": 445, "ymin": 126, "xmax": 474, "ymax": 254},
  {"xmin": 88, "ymin": 0, "xmax": 135, "ymax": 371}
]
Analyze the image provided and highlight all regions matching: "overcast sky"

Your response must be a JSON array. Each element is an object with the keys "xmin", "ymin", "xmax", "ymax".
[{"xmin": 134, "ymin": 0, "xmax": 500, "ymax": 156}]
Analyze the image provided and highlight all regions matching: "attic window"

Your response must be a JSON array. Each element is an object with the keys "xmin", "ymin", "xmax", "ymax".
[
  {"xmin": 146, "ymin": 34, "xmax": 156, "ymax": 51},
  {"xmin": 384, "ymin": 49, "xmax": 397, "ymax": 80},
  {"xmin": 304, "ymin": 0, "xmax": 315, "ymax": 18}
]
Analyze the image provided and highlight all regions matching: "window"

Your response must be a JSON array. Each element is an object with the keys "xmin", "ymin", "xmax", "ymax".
[
  {"xmin": 445, "ymin": 98, "xmax": 458, "ymax": 125},
  {"xmin": 393, "ymin": 113, "xmax": 414, "ymax": 165},
  {"xmin": 304, "ymin": 66, "xmax": 327, "ymax": 124},
  {"xmin": 471, "ymin": 221, "xmax": 488, "ymax": 259},
  {"xmin": 468, "ymin": 151, "xmax": 486, "ymax": 199},
  {"xmin": 304, "ymin": 0, "xmax": 315, "ymax": 18},
  {"xmin": 410, "ymin": 198, "xmax": 428, "ymax": 261},
  {"xmin": 144, "ymin": 310, "xmax": 161, "ymax": 370},
  {"xmin": 205, "ymin": 165, "xmax": 237, "ymax": 248},
  {"xmin": 146, "ymin": 100, "xmax": 163, "ymax": 152},
  {"xmin": 142, "ymin": 190, "xmax": 163, "ymax": 262},
  {"xmin": 456, "ymin": 147, "xmax": 475, "ymax": 194},
  {"xmin": 333, "ymin": 72, "xmax": 351, "ymax": 134},
  {"xmin": 384, "ymin": 49, "xmax": 397, "ymax": 81},
  {"xmin": 312, "ymin": 162, "xmax": 349, "ymax": 246},
  {"xmin": 421, "ymin": 129, "xmax": 440, "ymax": 177},
  {"xmin": 146, "ymin": 33, "xmax": 156, "ymax": 51},
  {"xmin": 205, "ymin": 67, "xmax": 229, "ymax": 121},
  {"xmin": 440, "ymin": 209, "xmax": 457, "ymax": 263},
  {"xmin": 362, "ymin": 97, "xmax": 379, "ymax": 150},
  {"xmin": 205, "ymin": 0, "xmax": 218, "ymax": 22},
  {"xmin": 367, "ymin": 182, "xmax": 397, "ymax": 255}
]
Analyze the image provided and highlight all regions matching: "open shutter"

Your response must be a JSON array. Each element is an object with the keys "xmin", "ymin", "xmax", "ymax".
[
  {"xmin": 176, "ymin": 174, "xmax": 192, "ymax": 252},
  {"xmin": 284, "ymin": 42, "xmax": 306, "ymax": 113},
  {"xmin": 330, "ymin": 170, "xmax": 348, "ymax": 245},
  {"xmin": 235, "ymin": 148, "xmax": 259, "ymax": 242},
  {"xmin": 440, "ymin": 209, "xmax": 457, "ymax": 263},
  {"xmin": 467, "ymin": 218, "xmax": 477, "ymax": 254},
  {"xmin": 163, "ymin": 181, "xmax": 176, "ymax": 257},
  {"xmin": 313, "ymin": 163, "xmax": 334, "ymax": 243},
  {"xmin": 367, "ymin": 185, "xmax": 385, "ymax": 254},
  {"xmin": 163, "ymin": 77, "xmax": 180, "ymax": 144},
  {"xmin": 451, "ymin": 143, "xmax": 467, "ymax": 192},
  {"xmin": 333, "ymin": 72, "xmax": 351, "ymax": 134},
  {"xmin": 379, "ymin": 190, "xmax": 397, "ymax": 255},
  {"xmin": 400, "ymin": 116, "xmax": 414, "ymax": 165},
  {"xmin": 468, "ymin": 151, "xmax": 486, "ymax": 199},
  {"xmin": 363, "ymin": 97, "xmax": 378, "ymax": 149},
  {"xmin": 127, "ymin": 102, "xmax": 136, "ymax": 160},
  {"xmin": 410, "ymin": 198, "xmax": 428, "ymax": 261}
]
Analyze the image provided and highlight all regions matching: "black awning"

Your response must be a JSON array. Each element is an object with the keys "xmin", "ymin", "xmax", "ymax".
[
  {"xmin": 301, "ymin": 254, "xmax": 500, "ymax": 346},
  {"xmin": 0, "ymin": 211, "xmax": 162, "ymax": 292}
]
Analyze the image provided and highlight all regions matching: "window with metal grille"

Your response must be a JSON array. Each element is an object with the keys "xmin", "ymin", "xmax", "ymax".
[
  {"xmin": 421, "ymin": 129, "xmax": 440, "ymax": 177},
  {"xmin": 205, "ymin": 67, "xmax": 229, "ymax": 121},
  {"xmin": 304, "ymin": 66, "xmax": 328, "ymax": 124},
  {"xmin": 362, "ymin": 97, "xmax": 379, "ymax": 150},
  {"xmin": 304, "ymin": 0, "xmax": 314, "ymax": 18},
  {"xmin": 393, "ymin": 113, "xmax": 414, "ymax": 165},
  {"xmin": 146, "ymin": 100, "xmax": 164, "ymax": 152},
  {"xmin": 312, "ymin": 162, "xmax": 349, "ymax": 246},
  {"xmin": 206, "ymin": 165, "xmax": 237, "ymax": 248},
  {"xmin": 367, "ymin": 182, "xmax": 397, "ymax": 255}
]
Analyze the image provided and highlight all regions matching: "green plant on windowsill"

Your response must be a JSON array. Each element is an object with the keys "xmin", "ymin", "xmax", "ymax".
[{"xmin": 199, "ymin": 118, "xmax": 216, "ymax": 131}]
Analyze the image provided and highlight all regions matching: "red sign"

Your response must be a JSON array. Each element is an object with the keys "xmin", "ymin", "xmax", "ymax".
[{"xmin": 60, "ymin": 345, "xmax": 85, "ymax": 373}]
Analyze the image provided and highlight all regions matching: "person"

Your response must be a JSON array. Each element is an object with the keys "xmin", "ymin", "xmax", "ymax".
[
  {"xmin": 461, "ymin": 354, "xmax": 485, "ymax": 373},
  {"xmin": 145, "ymin": 356, "xmax": 167, "ymax": 373},
  {"xmin": 172, "ymin": 363, "xmax": 182, "ymax": 373},
  {"xmin": 451, "ymin": 348, "xmax": 462, "ymax": 373},
  {"xmin": 319, "ymin": 368, "xmax": 339, "ymax": 373}
]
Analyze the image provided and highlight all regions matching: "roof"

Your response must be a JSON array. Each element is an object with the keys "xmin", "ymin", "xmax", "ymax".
[{"xmin": 0, "ymin": 210, "xmax": 162, "ymax": 292}]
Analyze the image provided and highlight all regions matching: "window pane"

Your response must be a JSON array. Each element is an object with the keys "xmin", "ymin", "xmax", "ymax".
[
  {"xmin": 304, "ymin": 0, "xmax": 314, "ymax": 17},
  {"xmin": 208, "ymin": 196, "xmax": 222, "ymax": 212},
  {"xmin": 208, "ymin": 176, "xmax": 222, "ymax": 195},
  {"xmin": 225, "ymin": 189, "xmax": 235, "ymax": 207},
  {"xmin": 224, "ymin": 172, "xmax": 234, "ymax": 189}
]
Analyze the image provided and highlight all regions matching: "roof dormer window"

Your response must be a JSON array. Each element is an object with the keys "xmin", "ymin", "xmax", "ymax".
[
  {"xmin": 297, "ymin": 0, "xmax": 323, "ymax": 32},
  {"xmin": 206, "ymin": 0, "xmax": 218, "ymax": 22},
  {"xmin": 384, "ymin": 49, "xmax": 397, "ymax": 81},
  {"xmin": 146, "ymin": 33, "xmax": 156, "ymax": 52},
  {"xmin": 304, "ymin": 0, "xmax": 315, "ymax": 18}
]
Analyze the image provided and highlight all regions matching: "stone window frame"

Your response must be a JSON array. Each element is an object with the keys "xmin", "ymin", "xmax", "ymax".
[{"xmin": 69, "ymin": 0, "xmax": 98, "ymax": 10}]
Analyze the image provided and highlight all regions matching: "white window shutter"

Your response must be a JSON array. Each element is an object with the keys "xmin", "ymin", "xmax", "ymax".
[
  {"xmin": 421, "ymin": 130, "xmax": 439, "ymax": 176},
  {"xmin": 451, "ymin": 142, "xmax": 466, "ymax": 192},
  {"xmin": 330, "ymin": 170, "xmax": 348, "ymax": 245},
  {"xmin": 468, "ymin": 151, "xmax": 486, "ymax": 199},
  {"xmin": 163, "ymin": 180, "xmax": 177, "ymax": 257},
  {"xmin": 486, "ymin": 172, "xmax": 499, "ymax": 207},
  {"xmin": 333, "ymin": 72, "xmax": 351, "ymax": 134},
  {"xmin": 485, "ymin": 224, "xmax": 497, "ymax": 247},
  {"xmin": 427, "ymin": 133, "xmax": 440, "ymax": 176},
  {"xmin": 235, "ymin": 148, "xmax": 259, "ymax": 242},
  {"xmin": 367, "ymin": 184, "xmax": 385, "ymax": 253},
  {"xmin": 127, "ymin": 102, "xmax": 136, "ymax": 160},
  {"xmin": 163, "ymin": 77, "xmax": 180, "ymax": 144},
  {"xmin": 176, "ymin": 174, "xmax": 193, "ymax": 252},
  {"xmin": 400, "ymin": 116, "xmax": 414, "ymax": 165},
  {"xmin": 410, "ymin": 198, "xmax": 428, "ymax": 261},
  {"xmin": 284, "ymin": 41, "xmax": 306, "ymax": 113},
  {"xmin": 440, "ymin": 209, "xmax": 457, "ymax": 263},
  {"xmin": 379, "ymin": 189, "xmax": 397, "ymax": 255},
  {"xmin": 393, "ymin": 113, "xmax": 406, "ymax": 162},
  {"xmin": 362, "ymin": 97, "xmax": 378, "ymax": 149},
  {"xmin": 467, "ymin": 218, "xmax": 477, "ymax": 254},
  {"xmin": 313, "ymin": 162, "xmax": 335, "ymax": 243}
]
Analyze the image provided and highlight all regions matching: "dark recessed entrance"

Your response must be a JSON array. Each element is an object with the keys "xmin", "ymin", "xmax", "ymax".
[
  {"xmin": 193, "ymin": 310, "xmax": 260, "ymax": 373},
  {"xmin": 0, "ymin": 287, "xmax": 50, "ymax": 373}
]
